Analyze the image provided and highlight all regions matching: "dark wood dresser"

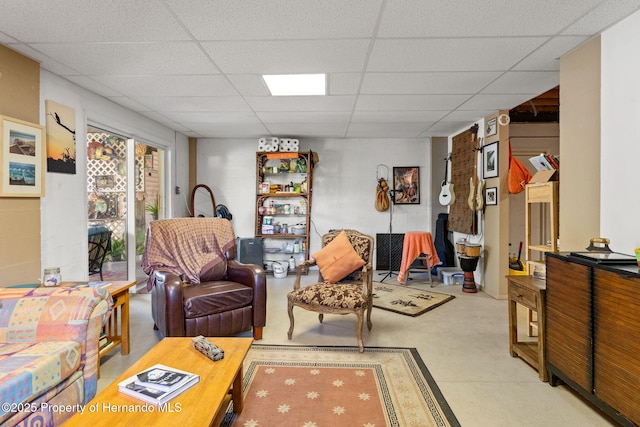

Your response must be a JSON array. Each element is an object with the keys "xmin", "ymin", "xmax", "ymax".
[{"xmin": 546, "ymin": 252, "xmax": 640, "ymax": 426}]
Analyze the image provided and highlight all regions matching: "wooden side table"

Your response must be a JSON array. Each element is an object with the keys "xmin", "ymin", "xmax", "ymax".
[
  {"xmin": 60, "ymin": 281, "xmax": 135, "ymax": 356},
  {"xmin": 506, "ymin": 275, "xmax": 547, "ymax": 381}
]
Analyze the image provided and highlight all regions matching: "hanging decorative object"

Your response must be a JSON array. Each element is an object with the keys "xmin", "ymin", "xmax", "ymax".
[{"xmin": 375, "ymin": 164, "xmax": 390, "ymax": 212}]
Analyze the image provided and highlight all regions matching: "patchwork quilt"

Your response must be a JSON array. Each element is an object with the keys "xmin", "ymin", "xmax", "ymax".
[{"xmin": 0, "ymin": 286, "xmax": 111, "ymax": 425}]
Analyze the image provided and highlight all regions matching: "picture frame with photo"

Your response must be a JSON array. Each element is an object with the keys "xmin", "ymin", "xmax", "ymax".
[
  {"xmin": 483, "ymin": 142, "xmax": 499, "ymax": 179},
  {"xmin": 486, "ymin": 118, "xmax": 497, "ymax": 137},
  {"xmin": 392, "ymin": 166, "xmax": 420, "ymax": 205},
  {"xmin": 0, "ymin": 115, "xmax": 46, "ymax": 197},
  {"xmin": 485, "ymin": 187, "xmax": 498, "ymax": 206}
]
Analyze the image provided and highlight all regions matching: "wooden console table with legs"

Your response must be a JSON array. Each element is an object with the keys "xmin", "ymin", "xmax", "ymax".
[
  {"xmin": 506, "ymin": 274, "xmax": 547, "ymax": 381},
  {"xmin": 61, "ymin": 280, "xmax": 136, "ymax": 368}
]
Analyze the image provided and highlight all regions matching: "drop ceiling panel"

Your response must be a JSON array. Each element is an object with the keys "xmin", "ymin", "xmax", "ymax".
[
  {"xmin": 561, "ymin": 0, "xmax": 640, "ymax": 35},
  {"xmin": 481, "ymin": 71, "xmax": 559, "ymax": 94},
  {"xmin": 186, "ymin": 122, "xmax": 269, "ymax": 138},
  {"xmin": 31, "ymin": 42, "xmax": 219, "ymax": 75},
  {"xmin": 459, "ymin": 94, "xmax": 538, "ymax": 111},
  {"xmin": 245, "ymin": 95, "xmax": 356, "ymax": 112},
  {"xmin": 346, "ymin": 122, "xmax": 430, "ymax": 138},
  {"xmin": 256, "ymin": 111, "xmax": 351, "ymax": 124},
  {"xmin": 201, "ymin": 40, "xmax": 370, "ymax": 74},
  {"xmin": 355, "ymin": 95, "xmax": 470, "ymax": 111},
  {"xmin": 166, "ymin": 0, "xmax": 383, "ymax": 40},
  {"xmin": 0, "ymin": 0, "xmax": 190, "ymax": 42},
  {"xmin": 91, "ymin": 75, "xmax": 237, "ymax": 97},
  {"xmin": 379, "ymin": 0, "xmax": 604, "ymax": 37},
  {"xmin": 131, "ymin": 96, "xmax": 253, "ymax": 112},
  {"xmin": 226, "ymin": 75, "xmax": 271, "ymax": 97},
  {"xmin": 64, "ymin": 76, "xmax": 122, "ymax": 98},
  {"xmin": 328, "ymin": 73, "xmax": 362, "ymax": 95},
  {"xmin": 265, "ymin": 123, "xmax": 349, "ymax": 138},
  {"xmin": 368, "ymin": 38, "xmax": 549, "ymax": 72},
  {"xmin": 513, "ymin": 36, "xmax": 589, "ymax": 71},
  {"xmin": 360, "ymin": 72, "xmax": 502, "ymax": 95},
  {"xmin": 351, "ymin": 111, "xmax": 449, "ymax": 123},
  {"xmin": 163, "ymin": 111, "xmax": 261, "ymax": 124}
]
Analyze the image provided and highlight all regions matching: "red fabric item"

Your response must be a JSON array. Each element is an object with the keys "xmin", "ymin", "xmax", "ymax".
[{"xmin": 508, "ymin": 141, "xmax": 532, "ymax": 194}]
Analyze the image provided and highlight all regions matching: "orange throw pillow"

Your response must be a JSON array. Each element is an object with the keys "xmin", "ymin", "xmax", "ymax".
[{"xmin": 313, "ymin": 230, "xmax": 366, "ymax": 283}]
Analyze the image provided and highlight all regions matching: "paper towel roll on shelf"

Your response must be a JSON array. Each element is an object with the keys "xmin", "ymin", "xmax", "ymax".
[{"xmin": 257, "ymin": 136, "xmax": 300, "ymax": 152}]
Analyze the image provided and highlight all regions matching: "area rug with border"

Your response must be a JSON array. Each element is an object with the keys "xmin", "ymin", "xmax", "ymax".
[
  {"xmin": 222, "ymin": 344, "xmax": 460, "ymax": 427},
  {"xmin": 372, "ymin": 282, "xmax": 455, "ymax": 317}
]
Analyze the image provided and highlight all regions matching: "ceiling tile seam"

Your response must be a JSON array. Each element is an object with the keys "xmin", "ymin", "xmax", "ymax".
[{"xmin": 343, "ymin": 0, "xmax": 390, "ymax": 139}]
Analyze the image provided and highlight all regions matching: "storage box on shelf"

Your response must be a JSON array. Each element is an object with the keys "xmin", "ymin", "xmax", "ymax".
[{"xmin": 256, "ymin": 151, "xmax": 314, "ymax": 274}]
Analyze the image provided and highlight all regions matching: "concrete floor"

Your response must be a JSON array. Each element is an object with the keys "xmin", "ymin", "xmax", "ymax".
[{"xmin": 97, "ymin": 271, "xmax": 616, "ymax": 427}]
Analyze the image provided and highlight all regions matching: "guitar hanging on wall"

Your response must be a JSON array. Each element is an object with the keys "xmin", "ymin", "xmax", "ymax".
[{"xmin": 438, "ymin": 154, "xmax": 455, "ymax": 206}]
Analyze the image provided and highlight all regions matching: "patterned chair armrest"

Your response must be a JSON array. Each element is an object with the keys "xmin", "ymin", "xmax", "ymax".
[{"xmin": 293, "ymin": 260, "xmax": 317, "ymax": 290}]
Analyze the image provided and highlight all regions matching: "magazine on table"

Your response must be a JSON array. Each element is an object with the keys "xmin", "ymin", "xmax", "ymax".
[{"xmin": 118, "ymin": 364, "xmax": 200, "ymax": 405}]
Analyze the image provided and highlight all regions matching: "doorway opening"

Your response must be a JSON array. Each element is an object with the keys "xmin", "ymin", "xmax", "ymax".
[{"xmin": 87, "ymin": 126, "xmax": 164, "ymax": 285}]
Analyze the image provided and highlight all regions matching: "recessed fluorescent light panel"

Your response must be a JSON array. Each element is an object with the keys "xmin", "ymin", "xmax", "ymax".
[{"xmin": 263, "ymin": 74, "xmax": 326, "ymax": 96}]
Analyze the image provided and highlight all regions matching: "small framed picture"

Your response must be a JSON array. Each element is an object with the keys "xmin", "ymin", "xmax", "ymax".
[
  {"xmin": 485, "ymin": 187, "xmax": 497, "ymax": 206},
  {"xmin": 483, "ymin": 142, "xmax": 499, "ymax": 179},
  {"xmin": 486, "ymin": 118, "xmax": 497, "ymax": 137},
  {"xmin": 0, "ymin": 115, "xmax": 46, "ymax": 197},
  {"xmin": 392, "ymin": 166, "xmax": 420, "ymax": 205}
]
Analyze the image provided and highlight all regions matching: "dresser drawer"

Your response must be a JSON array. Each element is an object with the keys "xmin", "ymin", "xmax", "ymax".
[{"xmin": 509, "ymin": 283, "xmax": 538, "ymax": 310}]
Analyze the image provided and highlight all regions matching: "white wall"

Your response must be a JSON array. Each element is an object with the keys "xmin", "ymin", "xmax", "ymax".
[
  {"xmin": 39, "ymin": 71, "xmax": 189, "ymax": 281},
  {"xmin": 197, "ymin": 138, "xmax": 432, "ymax": 264},
  {"xmin": 601, "ymin": 10, "xmax": 640, "ymax": 253}
]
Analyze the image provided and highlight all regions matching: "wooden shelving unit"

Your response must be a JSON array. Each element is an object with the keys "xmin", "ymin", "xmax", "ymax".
[
  {"xmin": 255, "ymin": 151, "xmax": 314, "ymax": 273},
  {"xmin": 525, "ymin": 181, "xmax": 559, "ymax": 273}
]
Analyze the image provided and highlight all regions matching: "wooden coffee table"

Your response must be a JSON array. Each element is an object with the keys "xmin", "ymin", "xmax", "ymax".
[{"xmin": 64, "ymin": 337, "xmax": 253, "ymax": 426}]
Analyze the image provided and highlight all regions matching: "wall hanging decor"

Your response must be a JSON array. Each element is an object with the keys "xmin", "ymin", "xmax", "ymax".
[
  {"xmin": 45, "ymin": 100, "xmax": 76, "ymax": 174},
  {"xmin": 392, "ymin": 166, "xmax": 420, "ymax": 205},
  {"xmin": 483, "ymin": 142, "xmax": 499, "ymax": 179},
  {"xmin": 485, "ymin": 187, "xmax": 498, "ymax": 206},
  {"xmin": 0, "ymin": 115, "xmax": 46, "ymax": 197}
]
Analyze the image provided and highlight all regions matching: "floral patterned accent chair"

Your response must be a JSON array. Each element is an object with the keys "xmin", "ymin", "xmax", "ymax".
[{"xmin": 287, "ymin": 229, "xmax": 374, "ymax": 352}]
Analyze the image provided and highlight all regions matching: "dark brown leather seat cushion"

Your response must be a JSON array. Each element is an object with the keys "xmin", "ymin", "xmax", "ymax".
[{"xmin": 183, "ymin": 281, "xmax": 254, "ymax": 319}]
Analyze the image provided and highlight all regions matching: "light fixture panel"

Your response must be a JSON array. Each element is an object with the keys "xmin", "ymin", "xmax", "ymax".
[{"xmin": 262, "ymin": 74, "xmax": 326, "ymax": 96}]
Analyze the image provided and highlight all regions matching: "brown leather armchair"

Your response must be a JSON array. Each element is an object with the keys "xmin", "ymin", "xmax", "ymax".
[{"xmin": 144, "ymin": 218, "xmax": 267, "ymax": 340}]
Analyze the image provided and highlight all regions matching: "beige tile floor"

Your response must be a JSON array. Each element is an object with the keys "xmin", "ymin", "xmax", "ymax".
[{"xmin": 97, "ymin": 272, "xmax": 616, "ymax": 427}]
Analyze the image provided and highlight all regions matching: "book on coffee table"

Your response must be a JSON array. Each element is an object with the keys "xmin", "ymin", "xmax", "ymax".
[{"xmin": 118, "ymin": 364, "xmax": 199, "ymax": 405}]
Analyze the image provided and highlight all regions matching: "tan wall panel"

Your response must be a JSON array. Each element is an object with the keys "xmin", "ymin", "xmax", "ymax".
[
  {"xmin": 559, "ymin": 37, "xmax": 601, "ymax": 251},
  {"xmin": 0, "ymin": 45, "xmax": 41, "ymax": 286}
]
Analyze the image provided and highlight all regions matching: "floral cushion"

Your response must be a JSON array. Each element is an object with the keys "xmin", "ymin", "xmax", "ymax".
[{"xmin": 288, "ymin": 282, "xmax": 367, "ymax": 310}]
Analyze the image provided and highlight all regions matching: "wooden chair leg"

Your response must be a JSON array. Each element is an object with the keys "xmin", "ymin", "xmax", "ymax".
[
  {"xmin": 366, "ymin": 298, "xmax": 373, "ymax": 331},
  {"xmin": 253, "ymin": 327, "xmax": 263, "ymax": 340},
  {"xmin": 356, "ymin": 311, "xmax": 364, "ymax": 353},
  {"xmin": 287, "ymin": 303, "xmax": 295, "ymax": 340}
]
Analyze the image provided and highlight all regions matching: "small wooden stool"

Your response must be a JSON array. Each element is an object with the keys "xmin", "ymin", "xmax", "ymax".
[{"xmin": 507, "ymin": 275, "xmax": 547, "ymax": 381}]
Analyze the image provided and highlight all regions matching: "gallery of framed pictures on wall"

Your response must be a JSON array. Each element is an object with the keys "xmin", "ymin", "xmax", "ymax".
[
  {"xmin": 0, "ymin": 115, "xmax": 46, "ymax": 197},
  {"xmin": 483, "ymin": 142, "xmax": 499, "ymax": 179},
  {"xmin": 393, "ymin": 166, "xmax": 420, "ymax": 204}
]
